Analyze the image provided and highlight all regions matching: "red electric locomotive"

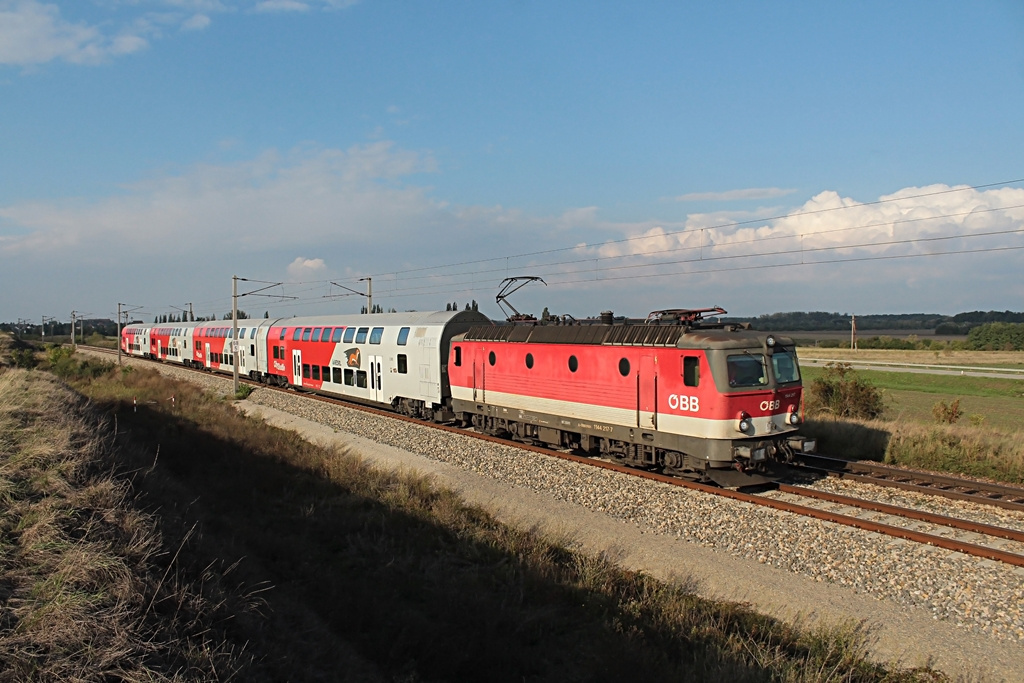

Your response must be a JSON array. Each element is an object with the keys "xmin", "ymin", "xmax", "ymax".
[{"xmin": 447, "ymin": 308, "xmax": 815, "ymax": 486}]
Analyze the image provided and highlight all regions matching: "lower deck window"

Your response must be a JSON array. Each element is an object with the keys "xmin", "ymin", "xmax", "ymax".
[
  {"xmin": 303, "ymin": 363, "xmax": 311, "ymax": 379},
  {"xmin": 356, "ymin": 370, "xmax": 367, "ymax": 388},
  {"xmin": 332, "ymin": 367, "xmax": 342, "ymax": 383},
  {"xmin": 312, "ymin": 366, "xmax": 320, "ymax": 381},
  {"xmin": 344, "ymin": 369, "xmax": 355, "ymax": 386},
  {"xmin": 397, "ymin": 354, "xmax": 407, "ymax": 374}
]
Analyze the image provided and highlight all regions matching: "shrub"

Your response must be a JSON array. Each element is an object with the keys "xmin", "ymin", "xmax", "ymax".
[
  {"xmin": 234, "ymin": 384, "xmax": 253, "ymax": 400},
  {"xmin": 806, "ymin": 362, "xmax": 885, "ymax": 420},
  {"xmin": 932, "ymin": 399, "xmax": 962, "ymax": 425},
  {"xmin": 11, "ymin": 348, "xmax": 35, "ymax": 369}
]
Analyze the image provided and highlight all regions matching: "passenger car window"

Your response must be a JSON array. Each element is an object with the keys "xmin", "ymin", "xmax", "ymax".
[
  {"xmin": 369, "ymin": 327, "xmax": 383, "ymax": 344},
  {"xmin": 293, "ymin": 328, "xmax": 302, "ymax": 341},
  {"xmin": 355, "ymin": 327, "xmax": 369, "ymax": 344},
  {"xmin": 332, "ymin": 328, "xmax": 343, "ymax": 343},
  {"xmin": 397, "ymin": 327, "xmax": 410, "ymax": 345},
  {"xmin": 343, "ymin": 327, "xmax": 356, "ymax": 344},
  {"xmin": 397, "ymin": 354, "xmax": 407, "ymax": 374},
  {"xmin": 356, "ymin": 370, "xmax": 367, "ymax": 388}
]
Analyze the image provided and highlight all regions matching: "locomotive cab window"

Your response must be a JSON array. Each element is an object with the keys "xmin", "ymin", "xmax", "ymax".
[
  {"xmin": 683, "ymin": 356, "xmax": 700, "ymax": 387},
  {"xmin": 369, "ymin": 327, "xmax": 383, "ymax": 344},
  {"xmin": 343, "ymin": 327, "xmax": 356, "ymax": 344},
  {"xmin": 772, "ymin": 350, "xmax": 800, "ymax": 384},
  {"xmin": 726, "ymin": 354, "xmax": 767, "ymax": 388},
  {"xmin": 397, "ymin": 327, "xmax": 410, "ymax": 346}
]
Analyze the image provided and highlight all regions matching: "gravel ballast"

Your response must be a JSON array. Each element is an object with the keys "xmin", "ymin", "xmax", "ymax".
[{"xmin": 97, "ymin": 355, "xmax": 1024, "ymax": 680}]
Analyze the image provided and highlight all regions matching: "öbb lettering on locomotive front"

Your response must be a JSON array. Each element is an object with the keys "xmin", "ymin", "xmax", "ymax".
[{"xmin": 667, "ymin": 394, "xmax": 699, "ymax": 412}]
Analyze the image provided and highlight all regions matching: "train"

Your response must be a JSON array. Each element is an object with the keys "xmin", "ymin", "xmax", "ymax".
[{"xmin": 120, "ymin": 307, "xmax": 815, "ymax": 486}]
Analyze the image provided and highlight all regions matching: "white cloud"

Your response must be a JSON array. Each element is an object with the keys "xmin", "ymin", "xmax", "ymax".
[
  {"xmin": 675, "ymin": 187, "xmax": 798, "ymax": 202},
  {"xmin": 287, "ymin": 257, "xmax": 327, "ymax": 279},
  {"xmin": 254, "ymin": 0, "xmax": 309, "ymax": 12},
  {"xmin": 0, "ymin": 0, "xmax": 149, "ymax": 65},
  {"xmin": 181, "ymin": 13, "xmax": 211, "ymax": 30}
]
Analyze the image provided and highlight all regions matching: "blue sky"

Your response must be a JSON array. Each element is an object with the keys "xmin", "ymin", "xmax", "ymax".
[{"xmin": 2, "ymin": 0, "xmax": 1023, "ymax": 324}]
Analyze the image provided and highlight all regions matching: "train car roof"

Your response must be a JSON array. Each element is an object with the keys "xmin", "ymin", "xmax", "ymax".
[
  {"xmin": 123, "ymin": 309, "xmax": 491, "ymax": 331},
  {"xmin": 459, "ymin": 323, "xmax": 794, "ymax": 350}
]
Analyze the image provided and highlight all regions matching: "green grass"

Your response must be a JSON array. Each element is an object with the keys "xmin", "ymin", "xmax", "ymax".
[{"xmin": 801, "ymin": 366, "xmax": 1024, "ymax": 399}]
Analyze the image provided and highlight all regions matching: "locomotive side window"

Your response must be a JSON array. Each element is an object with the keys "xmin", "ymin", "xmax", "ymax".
[
  {"xmin": 331, "ymin": 328, "xmax": 343, "ymax": 343},
  {"xmin": 488, "ymin": 351, "xmax": 496, "ymax": 366},
  {"xmin": 726, "ymin": 355, "xmax": 767, "ymax": 387},
  {"xmin": 453, "ymin": 346, "xmax": 462, "ymax": 366},
  {"xmin": 356, "ymin": 327, "xmax": 369, "ymax": 344},
  {"xmin": 397, "ymin": 327, "xmax": 410, "ymax": 346},
  {"xmin": 772, "ymin": 351, "xmax": 800, "ymax": 384},
  {"xmin": 683, "ymin": 356, "xmax": 700, "ymax": 387},
  {"xmin": 397, "ymin": 354, "xmax": 408, "ymax": 374},
  {"xmin": 369, "ymin": 327, "xmax": 383, "ymax": 344},
  {"xmin": 525, "ymin": 353, "xmax": 534, "ymax": 369},
  {"xmin": 568, "ymin": 355, "xmax": 578, "ymax": 373},
  {"xmin": 343, "ymin": 327, "xmax": 356, "ymax": 344},
  {"xmin": 618, "ymin": 358, "xmax": 630, "ymax": 376}
]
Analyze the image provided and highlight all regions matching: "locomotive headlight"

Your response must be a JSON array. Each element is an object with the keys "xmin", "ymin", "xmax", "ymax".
[
  {"xmin": 788, "ymin": 411, "xmax": 801, "ymax": 426},
  {"xmin": 737, "ymin": 412, "xmax": 751, "ymax": 433},
  {"xmin": 766, "ymin": 335, "xmax": 776, "ymax": 347}
]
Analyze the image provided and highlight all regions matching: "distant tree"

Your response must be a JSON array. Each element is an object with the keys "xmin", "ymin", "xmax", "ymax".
[
  {"xmin": 471, "ymin": 299, "xmax": 478, "ymax": 311},
  {"xmin": 360, "ymin": 305, "xmax": 367, "ymax": 314},
  {"xmin": 446, "ymin": 303, "xmax": 452, "ymax": 311},
  {"xmin": 541, "ymin": 307, "xmax": 550, "ymax": 322},
  {"xmin": 264, "ymin": 311, "xmax": 269, "ymax": 318},
  {"xmin": 222, "ymin": 310, "xmax": 249, "ymax": 320}
]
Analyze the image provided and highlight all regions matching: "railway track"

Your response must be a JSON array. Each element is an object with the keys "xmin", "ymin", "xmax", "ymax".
[
  {"xmin": 793, "ymin": 453, "xmax": 1024, "ymax": 513},
  {"xmin": 80, "ymin": 345, "xmax": 1024, "ymax": 568}
]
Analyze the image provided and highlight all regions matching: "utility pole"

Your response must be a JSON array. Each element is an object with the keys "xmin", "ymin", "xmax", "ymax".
[
  {"xmin": 360, "ymin": 276, "xmax": 372, "ymax": 314},
  {"xmin": 232, "ymin": 275, "xmax": 239, "ymax": 395},
  {"xmin": 117, "ymin": 303, "xmax": 123, "ymax": 365},
  {"xmin": 188, "ymin": 302, "xmax": 193, "ymax": 322},
  {"xmin": 41, "ymin": 315, "xmax": 55, "ymax": 344},
  {"xmin": 850, "ymin": 314, "xmax": 858, "ymax": 351},
  {"xmin": 71, "ymin": 310, "xmax": 77, "ymax": 349}
]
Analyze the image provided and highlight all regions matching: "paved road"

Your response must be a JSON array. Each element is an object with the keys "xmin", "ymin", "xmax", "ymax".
[{"xmin": 800, "ymin": 357, "xmax": 1024, "ymax": 381}]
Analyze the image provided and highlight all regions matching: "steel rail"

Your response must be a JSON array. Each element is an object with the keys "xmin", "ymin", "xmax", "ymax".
[
  {"xmin": 776, "ymin": 484, "xmax": 1024, "ymax": 543},
  {"xmin": 795, "ymin": 454, "xmax": 1024, "ymax": 512},
  {"xmin": 81, "ymin": 345, "xmax": 1024, "ymax": 567}
]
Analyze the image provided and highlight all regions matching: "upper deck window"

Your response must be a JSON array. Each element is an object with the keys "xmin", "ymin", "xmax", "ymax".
[
  {"xmin": 343, "ymin": 327, "xmax": 356, "ymax": 344},
  {"xmin": 369, "ymin": 327, "xmax": 383, "ymax": 344},
  {"xmin": 355, "ymin": 327, "xmax": 369, "ymax": 344},
  {"xmin": 772, "ymin": 351, "xmax": 800, "ymax": 384},
  {"xmin": 397, "ymin": 327, "xmax": 410, "ymax": 345},
  {"xmin": 726, "ymin": 354, "xmax": 768, "ymax": 388}
]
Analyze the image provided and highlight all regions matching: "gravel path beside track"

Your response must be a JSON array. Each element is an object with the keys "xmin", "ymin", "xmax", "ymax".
[{"xmin": 96, "ymin": 354, "xmax": 1024, "ymax": 680}]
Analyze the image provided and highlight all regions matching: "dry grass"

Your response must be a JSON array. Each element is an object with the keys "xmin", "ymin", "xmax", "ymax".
[
  {"xmin": 803, "ymin": 416, "xmax": 1024, "ymax": 484},
  {"xmin": 0, "ymin": 369, "xmax": 253, "ymax": 681}
]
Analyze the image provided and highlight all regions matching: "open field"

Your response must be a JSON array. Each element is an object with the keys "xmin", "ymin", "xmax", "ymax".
[{"xmin": 798, "ymin": 347, "xmax": 1024, "ymax": 370}]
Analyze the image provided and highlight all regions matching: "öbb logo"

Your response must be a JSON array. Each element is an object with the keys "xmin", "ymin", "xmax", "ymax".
[{"xmin": 667, "ymin": 395, "xmax": 699, "ymax": 412}]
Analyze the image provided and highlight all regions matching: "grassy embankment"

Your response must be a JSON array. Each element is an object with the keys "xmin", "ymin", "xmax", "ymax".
[
  {"xmin": 0, "ymin": 342, "xmax": 943, "ymax": 681},
  {"xmin": 798, "ymin": 350, "xmax": 1024, "ymax": 484}
]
